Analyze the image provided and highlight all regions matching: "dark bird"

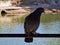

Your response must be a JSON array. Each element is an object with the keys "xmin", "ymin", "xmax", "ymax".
[
  {"xmin": 1, "ymin": 10, "xmax": 7, "ymax": 16},
  {"xmin": 24, "ymin": 7, "xmax": 44, "ymax": 42}
]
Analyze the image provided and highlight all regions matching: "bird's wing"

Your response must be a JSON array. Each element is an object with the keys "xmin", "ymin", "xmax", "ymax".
[{"xmin": 24, "ymin": 19, "xmax": 40, "ymax": 33}]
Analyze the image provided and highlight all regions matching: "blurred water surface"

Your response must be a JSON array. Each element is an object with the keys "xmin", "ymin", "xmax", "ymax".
[{"xmin": 0, "ymin": 13, "xmax": 60, "ymax": 45}]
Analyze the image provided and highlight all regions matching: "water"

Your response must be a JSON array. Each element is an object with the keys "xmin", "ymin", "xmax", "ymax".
[{"xmin": 0, "ymin": 13, "xmax": 60, "ymax": 45}]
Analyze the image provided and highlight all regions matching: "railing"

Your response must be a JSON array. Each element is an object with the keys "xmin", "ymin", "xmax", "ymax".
[{"xmin": 0, "ymin": 34, "xmax": 59, "ymax": 37}]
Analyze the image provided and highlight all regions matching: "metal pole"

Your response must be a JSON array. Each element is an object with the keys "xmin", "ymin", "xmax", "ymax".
[{"xmin": 0, "ymin": 34, "xmax": 59, "ymax": 37}]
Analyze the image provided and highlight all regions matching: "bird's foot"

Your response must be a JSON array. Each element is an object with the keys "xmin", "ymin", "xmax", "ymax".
[
  {"xmin": 31, "ymin": 32, "xmax": 40, "ymax": 36},
  {"xmin": 25, "ymin": 32, "xmax": 40, "ymax": 37}
]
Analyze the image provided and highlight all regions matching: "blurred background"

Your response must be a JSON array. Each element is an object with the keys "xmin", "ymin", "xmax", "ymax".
[{"xmin": 0, "ymin": 0, "xmax": 60, "ymax": 45}]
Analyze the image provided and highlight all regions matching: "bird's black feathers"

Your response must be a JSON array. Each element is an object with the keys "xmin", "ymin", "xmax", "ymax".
[{"xmin": 24, "ymin": 7, "xmax": 44, "ymax": 42}]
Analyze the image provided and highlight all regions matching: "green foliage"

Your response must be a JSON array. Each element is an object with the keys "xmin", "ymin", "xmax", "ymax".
[{"xmin": 41, "ymin": 13, "xmax": 60, "ymax": 23}]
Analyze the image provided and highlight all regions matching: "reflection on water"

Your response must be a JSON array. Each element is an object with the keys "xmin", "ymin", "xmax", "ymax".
[
  {"xmin": 0, "ymin": 13, "xmax": 60, "ymax": 45},
  {"xmin": 0, "ymin": 16, "xmax": 25, "ymax": 34},
  {"xmin": 37, "ymin": 21, "xmax": 60, "ymax": 34},
  {"xmin": 0, "ymin": 13, "xmax": 60, "ymax": 34},
  {"xmin": 0, "ymin": 38, "xmax": 60, "ymax": 45}
]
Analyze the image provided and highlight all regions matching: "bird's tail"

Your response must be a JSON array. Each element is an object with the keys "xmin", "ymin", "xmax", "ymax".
[
  {"xmin": 25, "ymin": 32, "xmax": 33, "ymax": 42},
  {"xmin": 25, "ymin": 37, "xmax": 33, "ymax": 42}
]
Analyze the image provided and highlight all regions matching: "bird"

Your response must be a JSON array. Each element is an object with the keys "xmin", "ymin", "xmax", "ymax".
[
  {"xmin": 1, "ymin": 10, "xmax": 7, "ymax": 16},
  {"xmin": 24, "ymin": 7, "xmax": 44, "ymax": 42}
]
